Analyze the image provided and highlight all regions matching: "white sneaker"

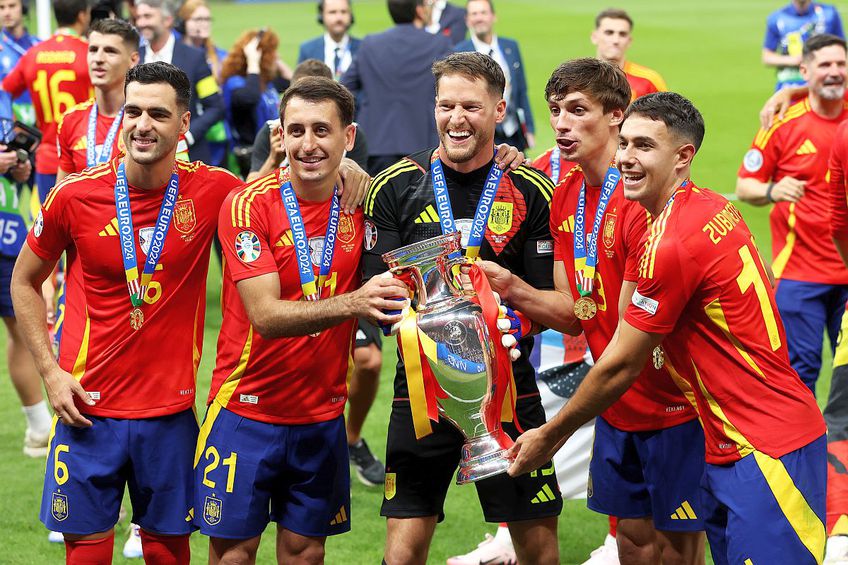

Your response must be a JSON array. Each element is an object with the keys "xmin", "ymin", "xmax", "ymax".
[
  {"xmin": 23, "ymin": 427, "xmax": 49, "ymax": 458},
  {"xmin": 123, "ymin": 523, "xmax": 143, "ymax": 559},
  {"xmin": 582, "ymin": 534, "xmax": 620, "ymax": 565},
  {"xmin": 825, "ymin": 535, "xmax": 848, "ymax": 564},
  {"xmin": 446, "ymin": 532, "xmax": 517, "ymax": 565},
  {"xmin": 47, "ymin": 530, "xmax": 63, "ymax": 543}
]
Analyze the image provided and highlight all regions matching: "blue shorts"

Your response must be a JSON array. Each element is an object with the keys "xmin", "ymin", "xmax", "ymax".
[
  {"xmin": 41, "ymin": 409, "xmax": 198, "ymax": 536},
  {"xmin": 35, "ymin": 172, "xmax": 56, "ymax": 203},
  {"xmin": 0, "ymin": 255, "xmax": 14, "ymax": 317},
  {"xmin": 702, "ymin": 435, "xmax": 826, "ymax": 565},
  {"xmin": 194, "ymin": 403, "xmax": 351, "ymax": 539},
  {"xmin": 588, "ymin": 416, "xmax": 705, "ymax": 531}
]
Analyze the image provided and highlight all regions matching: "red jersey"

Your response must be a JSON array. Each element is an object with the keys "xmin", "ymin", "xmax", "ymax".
[
  {"xmin": 57, "ymin": 99, "xmax": 125, "ymax": 174},
  {"xmin": 2, "ymin": 31, "xmax": 92, "ymax": 174},
  {"xmin": 550, "ymin": 164, "xmax": 695, "ymax": 431},
  {"xmin": 738, "ymin": 97, "xmax": 848, "ymax": 284},
  {"xmin": 210, "ymin": 169, "xmax": 363, "ymax": 425},
  {"xmin": 622, "ymin": 61, "xmax": 667, "ymax": 102},
  {"xmin": 26, "ymin": 158, "xmax": 242, "ymax": 418},
  {"xmin": 624, "ymin": 182, "xmax": 825, "ymax": 464},
  {"xmin": 530, "ymin": 147, "xmax": 576, "ymax": 185},
  {"xmin": 829, "ymin": 120, "xmax": 848, "ymax": 241}
]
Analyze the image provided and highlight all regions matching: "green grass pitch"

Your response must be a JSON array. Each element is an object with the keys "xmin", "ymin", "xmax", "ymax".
[{"xmin": 0, "ymin": 0, "xmax": 836, "ymax": 563}]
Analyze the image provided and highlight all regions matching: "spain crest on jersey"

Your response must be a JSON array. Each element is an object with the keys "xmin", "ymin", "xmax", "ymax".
[
  {"xmin": 203, "ymin": 496, "xmax": 222, "ymax": 526},
  {"xmin": 488, "ymin": 202, "xmax": 513, "ymax": 235},
  {"xmin": 384, "ymin": 472, "xmax": 396, "ymax": 500},
  {"xmin": 51, "ymin": 492, "xmax": 68, "ymax": 521},
  {"xmin": 603, "ymin": 213, "xmax": 617, "ymax": 249},
  {"xmin": 338, "ymin": 214, "xmax": 356, "ymax": 244},
  {"xmin": 173, "ymin": 199, "xmax": 196, "ymax": 234}
]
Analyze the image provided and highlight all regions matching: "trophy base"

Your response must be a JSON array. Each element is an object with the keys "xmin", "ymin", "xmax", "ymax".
[{"xmin": 456, "ymin": 434, "xmax": 512, "ymax": 485}]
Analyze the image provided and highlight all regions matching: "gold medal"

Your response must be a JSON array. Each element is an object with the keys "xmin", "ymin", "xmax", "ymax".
[
  {"xmin": 652, "ymin": 346, "xmax": 664, "ymax": 369},
  {"xmin": 573, "ymin": 296, "xmax": 597, "ymax": 320},
  {"xmin": 129, "ymin": 307, "xmax": 144, "ymax": 330}
]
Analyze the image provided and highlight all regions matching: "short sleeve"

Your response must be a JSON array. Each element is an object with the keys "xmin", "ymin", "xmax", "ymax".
[
  {"xmin": 1, "ymin": 54, "xmax": 26, "ymax": 98},
  {"xmin": 763, "ymin": 13, "xmax": 781, "ymax": 51},
  {"xmin": 27, "ymin": 182, "xmax": 72, "ymax": 261},
  {"xmin": 549, "ymin": 181, "xmax": 567, "ymax": 263},
  {"xmin": 362, "ymin": 171, "xmax": 403, "ymax": 281},
  {"xmin": 56, "ymin": 116, "xmax": 74, "ymax": 173},
  {"xmin": 737, "ymin": 126, "xmax": 781, "ymax": 183},
  {"xmin": 830, "ymin": 122, "xmax": 848, "ymax": 240},
  {"xmin": 218, "ymin": 190, "xmax": 279, "ymax": 283},
  {"xmin": 624, "ymin": 226, "xmax": 702, "ymax": 335}
]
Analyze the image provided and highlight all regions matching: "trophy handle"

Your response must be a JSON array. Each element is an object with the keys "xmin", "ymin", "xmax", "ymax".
[{"xmin": 442, "ymin": 255, "xmax": 474, "ymax": 297}]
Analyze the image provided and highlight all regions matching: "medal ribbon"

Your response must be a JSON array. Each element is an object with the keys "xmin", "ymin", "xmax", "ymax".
[
  {"xmin": 430, "ymin": 150, "xmax": 504, "ymax": 260},
  {"xmin": 87, "ymin": 104, "xmax": 124, "ymax": 168},
  {"xmin": 549, "ymin": 147, "xmax": 561, "ymax": 184},
  {"xmin": 573, "ymin": 166, "xmax": 621, "ymax": 296},
  {"xmin": 114, "ymin": 162, "xmax": 179, "ymax": 308},
  {"xmin": 279, "ymin": 181, "xmax": 340, "ymax": 300}
]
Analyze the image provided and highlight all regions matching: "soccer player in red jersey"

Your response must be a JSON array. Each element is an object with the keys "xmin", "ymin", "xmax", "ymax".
[
  {"xmin": 507, "ymin": 91, "xmax": 827, "ymax": 565},
  {"xmin": 530, "ymin": 145, "xmax": 575, "ymax": 185},
  {"xmin": 2, "ymin": 0, "xmax": 92, "ymax": 201},
  {"xmin": 195, "ymin": 77, "xmax": 406, "ymax": 564},
  {"xmin": 736, "ymin": 34, "xmax": 848, "ymax": 396},
  {"xmin": 591, "ymin": 8, "xmax": 667, "ymax": 103},
  {"xmin": 471, "ymin": 59, "xmax": 704, "ymax": 565},
  {"xmin": 10, "ymin": 62, "xmax": 244, "ymax": 565}
]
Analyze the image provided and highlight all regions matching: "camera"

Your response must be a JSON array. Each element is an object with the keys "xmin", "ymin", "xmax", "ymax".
[{"xmin": 0, "ymin": 118, "xmax": 41, "ymax": 162}]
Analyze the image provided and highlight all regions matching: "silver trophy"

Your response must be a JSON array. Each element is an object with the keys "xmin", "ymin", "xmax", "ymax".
[{"xmin": 383, "ymin": 232, "xmax": 512, "ymax": 484}]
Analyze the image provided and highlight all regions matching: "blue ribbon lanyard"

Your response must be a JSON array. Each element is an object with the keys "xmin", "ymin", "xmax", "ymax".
[
  {"xmin": 87, "ymin": 104, "xmax": 124, "ymax": 168},
  {"xmin": 550, "ymin": 147, "xmax": 561, "ymax": 184},
  {"xmin": 430, "ymin": 150, "xmax": 504, "ymax": 261},
  {"xmin": 1, "ymin": 32, "xmax": 27, "ymax": 57},
  {"xmin": 573, "ymin": 166, "xmax": 621, "ymax": 296},
  {"xmin": 114, "ymin": 162, "xmax": 179, "ymax": 307},
  {"xmin": 279, "ymin": 181, "xmax": 341, "ymax": 300}
]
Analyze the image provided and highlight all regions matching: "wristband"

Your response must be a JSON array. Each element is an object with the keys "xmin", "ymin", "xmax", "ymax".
[{"xmin": 765, "ymin": 182, "xmax": 775, "ymax": 203}]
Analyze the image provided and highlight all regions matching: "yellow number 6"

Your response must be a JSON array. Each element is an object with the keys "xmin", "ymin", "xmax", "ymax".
[{"xmin": 54, "ymin": 444, "xmax": 70, "ymax": 486}]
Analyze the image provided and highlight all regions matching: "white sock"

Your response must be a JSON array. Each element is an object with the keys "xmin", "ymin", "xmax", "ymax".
[
  {"xmin": 22, "ymin": 400, "xmax": 51, "ymax": 435},
  {"xmin": 494, "ymin": 525, "xmax": 512, "ymax": 545}
]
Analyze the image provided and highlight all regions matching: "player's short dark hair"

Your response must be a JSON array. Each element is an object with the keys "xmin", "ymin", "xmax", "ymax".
[
  {"xmin": 54, "ymin": 0, "xmax": 89, "ymax": 27},
  {"xmin": 89, "ymin": 18, "xmax": 141, "ymax": 51},
  {"xmin": 432, "ymin": 52, "xmax": 505, "ymax": 98},
  {"xmin": 802, "ymin": 33, "xmax": 847, "ymax": 62},
  {"xmin": 388, "ymin": 0, "xmax": 422, "ymax": 25},
  {"xmin": 466, "ymin": 0, "xmax": 495, "ymax": 12},
  {"xmin": 124, "ymin": 62, "xmax": 191, "ymax": 112},
  {"xmin": 595, "ymin": 8, "xmax": 633, "ymax": 29},
  {"xmin": 280, "ymin": 76, "xmax": 355, "ymax": 127},
  {"xmin": 545, "ymin": 58, "xmax": 630, "ymax": 114},
  {"xmin": 292, "ymin": 59, "xmax": 333, "ymax": 83},
  {"xmin": 624, "ymin": 92, "xmax": 705, "ymax": 151}
]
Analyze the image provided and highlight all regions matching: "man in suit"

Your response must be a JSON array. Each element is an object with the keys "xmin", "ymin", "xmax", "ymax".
[
  {"xmin": 298, "ymin": 0, "xmax": 362, "ymax": 81},
  {"xmin": 341, "ymin": 0, "xmax": 452, "ymax": 175},
  {"xmin": 134, "ymin": 0, "xmax": 224, "ymax": 164},
  {"xmin": 454, "ymin": 0, "xmax": 534, "ymax": 150},
  {"xmin": 426, "ymin": 0, "xmax": 467, "ymax": 45}
]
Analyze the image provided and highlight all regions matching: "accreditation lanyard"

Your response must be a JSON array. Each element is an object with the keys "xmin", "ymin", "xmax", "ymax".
[
  {"xmin": 430, "ymin": 151, "xmax": 504, "ymax": 260},
  {"xmin": 87, "ymin": 104, "xmax": 123, "ymax": 168},
  {"xmin": 549, "ymin": 147, "xmax": 561, "ymax": 184},
  {"xmin": 279, "ymin": 181, "xmax": 340, "ymax": 300},
  {"xmin": 1, "ymin": 32, "xmax": 27, "ymax": 57},
  {"xmin": 114, "ymin": 162, "xmax": 179, "ymax": 307},
  {"xmin": 573, "ymin": 166, "xmax": 621, "ymax": 296}
]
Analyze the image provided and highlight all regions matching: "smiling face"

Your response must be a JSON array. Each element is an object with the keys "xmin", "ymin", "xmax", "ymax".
[
  {"xmin": 547, "ymin": 90, "xmax": 622, "ymax": 166},
  {"xmin": 135, "ymin": 3, "xmax": 172, "ymax": 46},
  {"xmin": 435, "ymin": 73, "xmax": 505, "ymax": 168},
  {"xmin": 122, "ymin": 81, "xmax": 189, "ymax": 166},
  {"xmin": 616, "ymin": 114, "xmax": 692, "ymax": 212},
  {"xmin": 591, "ymin": 17, "xmax": 632, "ymax": 65},
  {"xmin": 88, "ymin": 31, "xmax": 138, "ymax": 89},
  {"xmin": 466, "ymin": 0, "xmax": 495, "ymax": 41},
  {"xmin": 801, "ymin": 43, "xmax": 847, "ymax": 101},
  {"xmin": 281, "ymin": 97, "xmax": 354, "ymax": 187}
]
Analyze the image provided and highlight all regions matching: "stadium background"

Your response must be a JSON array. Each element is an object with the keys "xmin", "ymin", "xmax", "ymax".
[{"xmin": 0, "ymin": 0, "xmax": 836, "ymax": 562}]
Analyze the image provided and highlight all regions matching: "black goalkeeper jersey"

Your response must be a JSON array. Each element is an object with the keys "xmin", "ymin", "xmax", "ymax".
[{"xmin": 363, "ymin": 148, "xmax": 556, "ymax": 399}]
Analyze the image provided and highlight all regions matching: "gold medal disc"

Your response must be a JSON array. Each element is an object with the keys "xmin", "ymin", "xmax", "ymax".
[
  {"xmin": 129, "ymin": 307, "xmax": 144, "ymax": 331},
  {"xmin": 573, "ymin": 296, "xmax": 597, "ymax": 320},
  {"xmin": 652, "ymin": 346, "xmax": 664, "ymax": 369}
]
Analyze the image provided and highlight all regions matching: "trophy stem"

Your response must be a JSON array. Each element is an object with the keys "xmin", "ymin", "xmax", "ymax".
[{"xmin": 456, "ymin": 433, "xmax": 512, "ymax": 485}]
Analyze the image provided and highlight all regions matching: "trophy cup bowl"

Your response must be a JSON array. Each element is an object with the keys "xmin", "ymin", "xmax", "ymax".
[{"xmin": 382, "ymin": 232, "xmax": 512, "ymax": 484}]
